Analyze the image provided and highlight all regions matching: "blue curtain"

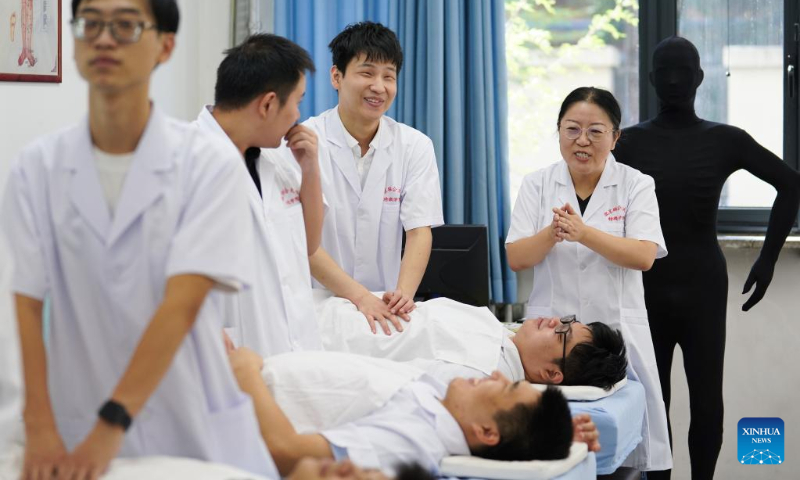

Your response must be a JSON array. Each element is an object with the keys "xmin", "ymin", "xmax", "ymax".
[{"xmin": 274, "ymin": 0, "xmax": 516, "ymax": 303}]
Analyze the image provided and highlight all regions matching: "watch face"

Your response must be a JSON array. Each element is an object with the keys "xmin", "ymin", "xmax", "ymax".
[{"xmin": 99, "ymin": 400, "xmax": 131, "ymax": 430}]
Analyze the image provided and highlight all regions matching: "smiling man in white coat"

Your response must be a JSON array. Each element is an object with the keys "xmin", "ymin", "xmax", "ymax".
[
  {"xmin": 195, "ymin": 33, "xmax": 324, "ymax": 357},
  {"xmin": 1, "ymin": 0, "xmax": 277, "ymax": 478},
  {"xmin": 306, "ymin": 22, "xmax": 444, "ymax": 336}
]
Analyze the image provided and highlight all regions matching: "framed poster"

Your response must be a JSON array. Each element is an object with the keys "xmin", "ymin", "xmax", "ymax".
[{"xmin": 0, "ymin": 0, "xmax": 61, "ymax": 83}]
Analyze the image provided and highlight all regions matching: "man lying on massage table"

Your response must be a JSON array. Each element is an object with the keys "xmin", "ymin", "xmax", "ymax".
[
  {"xmin": 316, "ymin": 296, "xmax": 627, "ymax": 388},
  {"xmin": 228, "ymin": 346, "xmax": 601, "ymax": 477}
]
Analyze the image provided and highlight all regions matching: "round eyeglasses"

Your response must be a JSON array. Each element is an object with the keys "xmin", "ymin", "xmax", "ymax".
[
  {"xmin": 555, "ymin": 315, "xmax": 579, "ymax": 378},
  {"xmin": 560, "ymin": 125, "xmax": 614, "ymax": 142},
  {"xmin": 71, "ymin": 17, "xmax": 157, "ymax": 44}
]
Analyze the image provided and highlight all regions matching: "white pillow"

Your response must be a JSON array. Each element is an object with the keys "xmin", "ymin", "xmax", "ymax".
[
  {"xmin": 262, "ymin": 350, "xmax": 424, "ymax": 433},
  {"xmin": 440, "ymin": 442, "xmax": 588, "ymax": 480},
  {"xmin": 530, "ymin": 378, "xmax": 627, "ymax": 401},
  {"xmin": 0, "ymin": 443, "xmax": 270, "ymax": 480}
]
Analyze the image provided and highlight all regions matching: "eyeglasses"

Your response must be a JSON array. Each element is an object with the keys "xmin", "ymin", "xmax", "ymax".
[
  {"xmin": 71, "ymin": 17, "xmax": 157, "ymax": 44},
  {"xmin": 560, "ymin": 125, "xmax": 614, "ymax": 142},
  {"xmin": 555, "ymin": 315, "xmax": 578, "ymax": 378}
]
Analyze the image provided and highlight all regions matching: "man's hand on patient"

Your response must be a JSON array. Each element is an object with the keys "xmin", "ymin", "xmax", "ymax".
[
  {"xmin": 353, "ymin": 291, "xmax": 403, "ymax": 336},
  {"xmin": 382, "ymin": 289, "xmax": 415, "ymax": 320},
  {"xmin": 572, "ymin": 414, "xmax": 601, "ymax": 452},
  {"xmin": 21, "ymin": 423, "xmax": 67, "ymax": 480},
  {"xmin": 57, "ymin": 421, "xmax": 124, "ymax": 480}
]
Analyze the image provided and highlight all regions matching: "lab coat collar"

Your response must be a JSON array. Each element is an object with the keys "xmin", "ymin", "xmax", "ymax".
[
  {"xmin": 195, "ymin": 105, "xmax": 264, "ymax": 218},
  {"xmin": 554, "ymin": 153, "xmax": 619, "ymax": 220},
  {"xmin": 324, "ymin": 106, "xmax": 393, "ymax": 150},
  {"xmin": 107, "ymin": 105, "xmax": 176, "ymax": 245},
  {"xmin": 65, "ymin": 119, "xmax": 111, "ymax": 241},
  {"xmin": 196, "ymin": 105, "xmax": 228, "ymax": 138},
  {"xmin": 413, "ymin": 377, "xmax": 471, "ymax": 457}
]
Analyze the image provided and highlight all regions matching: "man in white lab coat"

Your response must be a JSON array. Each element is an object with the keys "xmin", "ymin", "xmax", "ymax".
[
  {"xmin": 306, "ymin": 22, "xmax": 444, "ymax": 336},
  {"xmin": 1, "ymin": 1, "xmax": 277, "ymax": 478},
  {"xmin": 195, "ymin": 33, "xmax": 324, "ymax": 356}
]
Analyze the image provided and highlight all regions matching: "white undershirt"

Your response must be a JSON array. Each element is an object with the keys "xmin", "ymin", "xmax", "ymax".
[
  {"xmin": 342, "ymin": 122, "xmax": 381, "ymax": 189},
  {"xmin": 93, "ymin": 147, "xmax": 134, "ymax": 214}
]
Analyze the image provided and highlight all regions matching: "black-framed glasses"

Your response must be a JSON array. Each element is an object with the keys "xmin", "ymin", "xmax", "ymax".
[
  {"xmin": 71, "ymin": 17, "xmax": 157, "ymax": 44},
  {"xmin": 555, "ymin": 315, "xmax": 578, "ymax": 377},
  {"xmin": 560, "ymin": 125, "xmax": 615, "ymax": 142}
]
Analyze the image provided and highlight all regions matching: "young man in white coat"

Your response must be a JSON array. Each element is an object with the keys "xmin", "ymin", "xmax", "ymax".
[
  {"xmin": 1, "ymin": 1, "xmax": 277, "ymax": 478},
  {"xmin": 305, "ymin": 22, "xmax": 444, "ymax": 336},
  {"xmin": 196, "ymin": 33, "xmax": 324, "ymax": 356}
]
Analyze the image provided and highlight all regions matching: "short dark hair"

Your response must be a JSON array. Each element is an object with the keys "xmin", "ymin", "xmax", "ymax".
[
  {"xmin": 561, "ymin": 322, "xmax": 628, "ymax": 390},
  {"xmin": 472, "ymin": 387, "xmax": 573, "ymax": 461},
  {"xmin": 71, "ymin": 0, "xmax": 180, "ymax": 33},
  {"xmin": 328, "ymin": 21, "xmax": 403, "ymax": 75},
  {"xmin": 394, "ymin": 462, "xmax": 435, "ymax": 480},
  {"xmin": 214, "ymin": 34, "xmax": 315, "ymax": 111},
  {"xmin": 557, "ymin": 86, "xmax": 622, "ymax": 132}
]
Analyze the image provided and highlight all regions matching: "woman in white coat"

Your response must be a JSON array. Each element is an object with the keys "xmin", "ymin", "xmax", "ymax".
[{"xmin": 505, "ymin": 87, "xmax": 671, "ymax": 473}]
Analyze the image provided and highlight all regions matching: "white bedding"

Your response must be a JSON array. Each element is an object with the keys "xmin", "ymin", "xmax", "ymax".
[{"xmin": 440, "ymin": 442, "xmax": 589, "ymax": 480}]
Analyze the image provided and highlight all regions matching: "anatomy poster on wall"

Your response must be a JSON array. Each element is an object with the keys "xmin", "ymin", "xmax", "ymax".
[{"xmin": 0, "ymin": 0, "xmax": 61, "ymax": 82}]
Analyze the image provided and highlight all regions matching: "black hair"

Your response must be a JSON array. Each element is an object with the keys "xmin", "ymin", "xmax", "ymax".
[
  {"xmin": 557, "ymin": 86, "xmax": 622, "ymax": 132},
  {"xmin": 472, "ymin": 387, "xmax": 573, "ymax": 461},
  {"xmin": 328, "ymin": 21, "xmax": 403, "ymax": 75},
  {"xmin": 214, "ymin": 33, "xmax": 315, "ymax": 110},
  {"xmin": 394, "ymin": 462, "xmax": 436, "ymax": 480},
  {"xmin": 71, "ymin": 0, "xmax": 179, "ymax": 33},
  {"xmin": 560, "ymin": 322, "xmax": 628, "ymax": 390}
]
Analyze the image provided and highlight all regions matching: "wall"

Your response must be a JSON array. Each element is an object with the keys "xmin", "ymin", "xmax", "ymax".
[
  {"xmin": 516, "ymin": 245, "xmax": 800, "ymax": 479},
  {"xmin": 0, "ymin": 0, "xmax": 231, "ymax": 197}
]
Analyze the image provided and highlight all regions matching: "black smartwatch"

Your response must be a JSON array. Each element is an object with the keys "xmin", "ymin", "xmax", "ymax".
[{"xmin": 98, "ymin": 400, "xmax": 132, "ymax": 431}]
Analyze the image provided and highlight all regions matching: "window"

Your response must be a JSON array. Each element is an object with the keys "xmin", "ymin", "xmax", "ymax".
[
  {"xmin": 505, "ymin": 0, "xmax": 640, "ymax": 206},
  {"xmin": 678, "ymin": 0, "xmax": 785, "ymax": 209}
]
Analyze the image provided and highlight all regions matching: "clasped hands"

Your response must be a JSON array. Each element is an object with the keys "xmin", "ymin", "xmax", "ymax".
[{"xmin": 550, "ymin": 203, "xmax": 589, "ymax": 243}]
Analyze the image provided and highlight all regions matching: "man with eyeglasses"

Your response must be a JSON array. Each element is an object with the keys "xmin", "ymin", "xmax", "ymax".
[
  {"xmin": 317, "ymin": 295, "xmax": 627, "ymax": 390},
  {"xmin": 1, "ymin": 1, "xmax": 278, "ymax": 479}
]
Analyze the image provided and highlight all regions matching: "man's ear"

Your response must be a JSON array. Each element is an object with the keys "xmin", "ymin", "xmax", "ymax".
[
  {"xmin": 258, "ymin": 91, "xmax": 279, "ymax": 118},
  {"xmin": 155, "ymin": 32, "xmax": 176, "ymax": 67},
  {"xmin": 330, "ymin": 65, "xmax": 342, "ymax": 90},
  {"xmin": 544, "ymin": 367, "xmax": 563, "ymax": 385},
  {"xmin": 472, "ymin": 422, "xmax": 501, "ymax": 448}
]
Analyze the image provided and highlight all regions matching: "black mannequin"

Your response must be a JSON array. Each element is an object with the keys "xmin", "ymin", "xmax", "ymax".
[{"xmin": 614, "ymin": 36, "xmax": 800, "ymax": 480}]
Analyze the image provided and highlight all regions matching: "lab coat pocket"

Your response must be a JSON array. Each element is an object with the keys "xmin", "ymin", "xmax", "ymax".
[{"xmin": 207, "ymin": 398, "xmax": 271, "ymax": 475}]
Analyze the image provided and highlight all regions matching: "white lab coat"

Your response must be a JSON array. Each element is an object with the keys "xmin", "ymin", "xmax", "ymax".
[
  {"xmin": 1, "ymin": 107, "xmax": 278, "ymax": 478},
  {"xmin": 0, "ymin": 229, "xmax": 23, "ymax": 452},
  {"xmin": 304, "ymin": 107, "xmax": 444, "ymax": 292},
  {"xmin": 195, "ymin": 106, "xmax": 322, "ymax": 356},
  {"xmin": 506, "ymin": 154, "xmax": 671, "ymax": 471}
]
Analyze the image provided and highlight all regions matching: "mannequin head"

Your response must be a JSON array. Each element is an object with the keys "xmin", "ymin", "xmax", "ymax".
[{"xmin": 650, "ymin": 36, "xmax": 704, "ymax": 110}]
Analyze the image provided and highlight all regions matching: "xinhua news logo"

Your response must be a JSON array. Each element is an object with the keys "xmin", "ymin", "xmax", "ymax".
[{"xmin": 738, "ymin": 417, "xmax": 784, "ymax": 465}]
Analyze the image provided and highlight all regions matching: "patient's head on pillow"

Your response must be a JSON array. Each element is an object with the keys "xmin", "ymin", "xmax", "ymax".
[
  {"xmin": 561, "ymin": 322, "xmax": 628, "ymax": 390},
  {"xmin": 475, "ymin": 386, "xmax": 572, "ymax": 461},
  {"xmin": 442, "ymin": 374, "xmax": 572, "ymax": 461},
  {"xmin": 513, "ymin": 317, "xmax": 627, "ymax": 389}
]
